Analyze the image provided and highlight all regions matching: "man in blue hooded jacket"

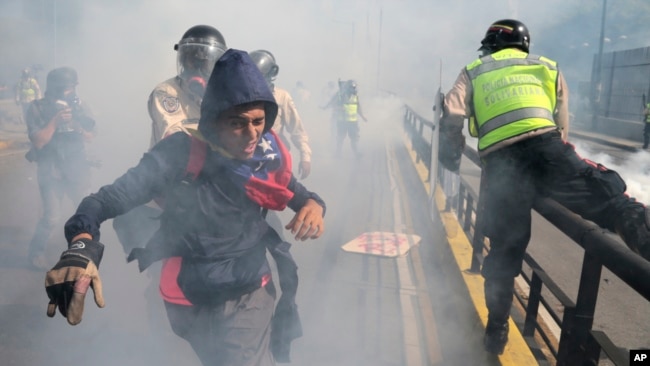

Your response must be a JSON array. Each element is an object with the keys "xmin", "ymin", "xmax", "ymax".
[{"xmin": 43, "ymin": 49, "xmax": 326, "ymax": 366}]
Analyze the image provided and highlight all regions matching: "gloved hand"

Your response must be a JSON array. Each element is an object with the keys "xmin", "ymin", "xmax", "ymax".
[
  {"xmin": 45, "ymin": 238, "xmax": 105, "ymax": 325},
  {"xmin": 438, "ymin": 124, "xmax": 465, "ymax": 172}
]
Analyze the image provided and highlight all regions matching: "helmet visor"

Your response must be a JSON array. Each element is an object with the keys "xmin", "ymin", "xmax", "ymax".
[{"xmin": 176, "ymin": 37, "xmax": 227, "ymax": 80}]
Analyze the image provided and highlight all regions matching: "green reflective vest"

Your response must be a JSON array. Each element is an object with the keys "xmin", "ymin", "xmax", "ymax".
[
  {"xmin": 646, "ymin": 103, "xmax": 650, "ymax": 123},
  {"xmin": 18, "ymin": 78, "xmax": 38, "ymax": 102},
  {"xmin": 341, "ymin": 94, "xmax": 359, "ymax": 122},
  {"xmin": 466, "ymin": 49, "xmax": 558, "ymax": 151}
]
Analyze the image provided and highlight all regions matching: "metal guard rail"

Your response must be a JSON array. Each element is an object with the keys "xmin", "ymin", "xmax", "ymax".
[{"xmin": 403, "ymin": 104, "xmax": 650, "ymax": 366}]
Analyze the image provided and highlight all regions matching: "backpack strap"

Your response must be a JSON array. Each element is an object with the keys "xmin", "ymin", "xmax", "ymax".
[
  {"xmin": 185, "ymin": 135, "xmax": 207, "ymax": 180},
  {"xmin": 157, "ymin": 135, "xmax": 207, "ymax": 306}
]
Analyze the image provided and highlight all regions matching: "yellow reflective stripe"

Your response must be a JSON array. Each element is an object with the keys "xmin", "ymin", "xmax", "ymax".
[
  {"xmin": 479, "ymin": 107, "xmax": 554, "ymax": 139},
  {"xmin": 467, "ymin": 55, "xmax": 557, "ymax": 80}
]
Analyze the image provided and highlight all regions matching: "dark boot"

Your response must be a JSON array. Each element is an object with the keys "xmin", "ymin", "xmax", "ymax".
[
  {"xmin": 484, "ymin": 319, "xmax": 509, "ymax": 355},
  {"xmin": 483, "ymin": 277, "xmax": 514, "ymax": 355},
  {"xmin": 615, "ymin": 205, "xmax": 650, "ymax": 261}
]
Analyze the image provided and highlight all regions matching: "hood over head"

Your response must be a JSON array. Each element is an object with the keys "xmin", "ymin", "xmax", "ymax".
[{"xmin": 198, "ymin": 49, "xmax": 278, "ymax": 143}]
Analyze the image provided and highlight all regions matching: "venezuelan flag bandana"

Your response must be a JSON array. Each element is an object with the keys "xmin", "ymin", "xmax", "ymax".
[
  {"xmin": 226, "ymin": 129, "xmax": 294, "ymax": 210},
  {"xmin": 189, "ymin": 129, "xmax": 294, "ymax": 211}
]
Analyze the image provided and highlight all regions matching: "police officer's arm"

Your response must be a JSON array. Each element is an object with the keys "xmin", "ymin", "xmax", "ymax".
[
  {"xmin": 438, "ymin": 69, "xmax": 471, "ymax": 172},
  {"xmin": 555, "ymin": 72, "xmax": 570, "ymax": 141},
  {"xmin": 443, "ymin": 69, "xmax": 472, "ymax": 128},
  {"xmin": 284, "ymin": 176, "xmax": 325, "ymax": 241},
  {"xmin": 64, "ymin": 133, "xmax": 189, "ymax": 243},
  {"xmin": 282, "ymin": 91, "xmax": 312, "ymax": 164}
]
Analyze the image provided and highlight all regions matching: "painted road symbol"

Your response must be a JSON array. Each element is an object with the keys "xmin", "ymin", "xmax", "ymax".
[{"xmin": 341, "ymin": 231, "xmax": 422, "ymax": 257}]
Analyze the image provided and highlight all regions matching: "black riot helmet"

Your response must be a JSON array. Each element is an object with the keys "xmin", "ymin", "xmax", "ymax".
[
  {"xmin": 174, "ymin": 25, "xmax": 227, "ymax": 84},
  {"xmin": 249, "ymin": 50, "xmax": 279, "ymax": 86},
  {"xmin": 45, "ymin": 67, "xmax": 78, "ymax": 98},
  {"xmin": 478, "ymin": 19, "xmax": 530, "ymax": 55},
  {"xmin": 346, "ymin": 80, "xmax": 358, "ymax": 94}
]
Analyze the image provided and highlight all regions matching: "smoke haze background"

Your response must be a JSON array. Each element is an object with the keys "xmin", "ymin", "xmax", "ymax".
[{"xmin": 1, "ymin": 0, "xmax": 649, "ymax": 364}]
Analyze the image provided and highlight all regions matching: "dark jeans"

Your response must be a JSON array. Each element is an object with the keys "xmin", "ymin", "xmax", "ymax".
[
  {"xmin": 481, "ymin": 130, "xmax": 641, "ymax": 323},
  {"xmin": 165, "ymin": 283, "xmax": 276, "ymax": 366}
]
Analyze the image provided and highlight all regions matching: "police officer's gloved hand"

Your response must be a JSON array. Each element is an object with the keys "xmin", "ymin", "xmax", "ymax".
[
  {"xmin": 45, "ymin": 238, "xmax": 105, "ymax": 325},
  {"xmin": 438, "ymin": 125, "xmax": 465, "ymax": 172}
]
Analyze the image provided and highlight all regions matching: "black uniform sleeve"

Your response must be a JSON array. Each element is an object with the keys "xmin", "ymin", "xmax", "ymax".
[
  {"xmin": 286, "ymin": 176, "xmax": 326, "ymax": 216},
  {"xmin": 64, "ymin": 132, "xmax": 191, "ymax": 242}
]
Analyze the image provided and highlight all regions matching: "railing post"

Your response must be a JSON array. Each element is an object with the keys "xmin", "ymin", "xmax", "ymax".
[
  {"xmin": 463, "ymin": 195, "xmax": 473, "ymax": 231},
  {"xmin": 469, "ymin": 174, "xmax": 487, "ymax": 273},
  {"xmin": 523, "ymin": 272, "xmax": 543, "ymax": 337},
  {"xmin": 558, "ymin": 250, "xmax": 602, "ymax": 365}
]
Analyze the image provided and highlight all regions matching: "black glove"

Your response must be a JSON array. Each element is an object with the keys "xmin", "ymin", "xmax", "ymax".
[
  {"xmin": 438, "ymin": 124, "xmax": 465, "ymax": 172},
  {"xmin": 45, "ymin": 238, "xmax": 105, "ymax": 325}
]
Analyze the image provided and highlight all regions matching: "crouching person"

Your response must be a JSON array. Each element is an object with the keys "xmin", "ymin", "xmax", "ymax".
[{"xmin": 43, "ymin": 49, "xmax": 326, "ymax": 366}]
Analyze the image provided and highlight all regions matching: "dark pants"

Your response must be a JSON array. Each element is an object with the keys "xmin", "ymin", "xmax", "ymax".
[
  {"xmin": 643, "ymin": 122, "xmax": 650, "ymax": 149},
  {"xmin": 165, "ymin": 283, "xmax": 277, "ymax": 366},
  {"xmin": 336, "ymin": 120, "xmax": 360, "ymax": 154},
  {"xmin": 481, "ymin": 130, "xmax": 641, "ymax": 324}
]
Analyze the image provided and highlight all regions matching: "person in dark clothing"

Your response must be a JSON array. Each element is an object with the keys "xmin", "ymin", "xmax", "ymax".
[
  {"xmin": 43, "ymin": 49, "xmax": 326, "ymax": 366},
  {"xmin": 25, "ymin": 66, "xmax": 95, "ymax": 270},
  {"xmin": 439, "ymin": 19, "xmax": 650, "ymax": 355}
]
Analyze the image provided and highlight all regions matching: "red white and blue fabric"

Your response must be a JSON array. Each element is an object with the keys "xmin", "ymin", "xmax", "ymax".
[
  {"xmin": 160, "ymin": 129, "xmax": 293, "ymax": 306},
  {"xmin": 224, "ymin": 129, "xmax": 294, "ymax": 210}
]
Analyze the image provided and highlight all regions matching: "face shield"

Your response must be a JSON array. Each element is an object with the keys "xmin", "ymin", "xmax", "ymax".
[
  {"xmin": 478, "ymin": 33, "xmax": 497, "ymax": 56},
  {"xmin": 176, "ymin": 37, "xmax": 227, "ymax": 82}
]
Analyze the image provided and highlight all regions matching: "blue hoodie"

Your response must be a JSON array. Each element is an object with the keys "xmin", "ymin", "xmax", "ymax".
[
  {"xmin": 198, "ymin": 49, "xmax": 278, "ymax": 144},
  {"xmin": 64, "ymin": 49, "xmax": 324, "ymax": 305}
]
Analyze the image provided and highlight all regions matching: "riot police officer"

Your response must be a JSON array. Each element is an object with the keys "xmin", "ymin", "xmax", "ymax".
[
  {"xmin": 148, "ymin": 24, "xmax": 228, "ymax": 148},
  {"xmin": 15, "ymin": 68, "xmax": 42, "ymax": 123},
  {"xmin": 439, "ymin": 19, "xmax": 650, "ymax": 355},
  {"xmin": 249, "ymin": 49, "xmax": 312, "ymax": 179},
  {"xmin": 114, "ymin": 24, "xmax": 228, "ymax": 256}
]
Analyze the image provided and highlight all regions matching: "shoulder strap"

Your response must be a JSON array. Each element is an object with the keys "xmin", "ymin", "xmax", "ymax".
[{"xmin": 185, "ymin": 135, "xmax": 207, "ymax": 180}]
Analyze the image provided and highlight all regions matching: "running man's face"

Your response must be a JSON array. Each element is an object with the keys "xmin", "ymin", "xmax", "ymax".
[{"xmin": 213, "ymin": 102, "xmax": 266, "ymax": 160}]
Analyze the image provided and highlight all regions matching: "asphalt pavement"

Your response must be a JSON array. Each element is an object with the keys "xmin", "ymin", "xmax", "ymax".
[{"xmin": 0, "ymin": 120, "xmax": 30, "ymax": 156}]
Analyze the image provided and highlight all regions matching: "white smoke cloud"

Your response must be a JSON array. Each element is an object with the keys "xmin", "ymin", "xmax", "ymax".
[
  {"xmin": 575, "ymin": 142, "xmax": 650, "ymax": 203},
  {"xmin": 3, "ymin": 0, "xmax": 650, "ymax": 364}
]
